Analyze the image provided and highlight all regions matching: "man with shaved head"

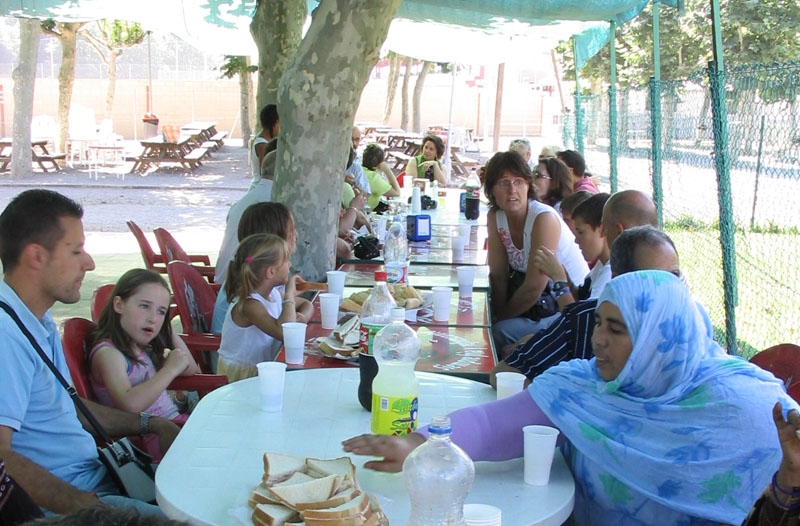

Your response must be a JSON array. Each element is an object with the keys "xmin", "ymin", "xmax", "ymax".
[{"xmin": 491, "ymin": 190, "xmax": 667, "ymax": 387}]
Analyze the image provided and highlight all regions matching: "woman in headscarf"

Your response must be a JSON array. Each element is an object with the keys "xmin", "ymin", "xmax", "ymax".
[{"xmin": 344, "ymin": 271, "xmax": 796, "ymax": 525}]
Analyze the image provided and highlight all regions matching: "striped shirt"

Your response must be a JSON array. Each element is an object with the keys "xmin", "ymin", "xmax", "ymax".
[{"xmin": 505, "ymin": 299, "xmax": 597, "ymax": 379}]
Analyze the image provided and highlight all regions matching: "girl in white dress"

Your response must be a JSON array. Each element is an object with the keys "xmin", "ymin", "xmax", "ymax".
[{"xmin": 217, "ymin": 233, "xmax": 313, "ymax": 382}]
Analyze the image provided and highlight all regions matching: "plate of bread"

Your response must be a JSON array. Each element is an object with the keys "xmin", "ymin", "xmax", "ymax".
[
  {"xmin": 250, "ymin": 452, "xmax": 387, "ymax": 526},
  {"xmin": 316, "ymin": 315, "xmax": 360, "ymax": 360}
]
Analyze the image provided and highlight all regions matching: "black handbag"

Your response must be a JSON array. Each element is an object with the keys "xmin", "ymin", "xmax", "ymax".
[
  {"xmin": 507, "ymin": 271, "xmax": 559, "ymax": 321},
  {"xmin": 0, "ymin": 302, "xmax": 156, "ymax": 503},
  {"xmin": 354, "ymin": 235, "xmax": 380, "ymax": 260}
]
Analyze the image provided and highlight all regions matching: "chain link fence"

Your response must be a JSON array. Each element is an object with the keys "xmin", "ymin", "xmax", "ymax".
[{"xmin": 562, "ymin": 61, "xmax": 800, "ymax": 357}]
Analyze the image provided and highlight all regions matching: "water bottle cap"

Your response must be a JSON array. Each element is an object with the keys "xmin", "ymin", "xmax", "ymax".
[
  {"xmin": 429, "ymin": 415, "xmax": 452, "ymax": 435},
  {"xmin": 374, "ymin": 270, "xmax": 387, "ymax": 281},
  {"xmin": 390, "ymin": 307, "xmax": 405, "ymax": 320}
]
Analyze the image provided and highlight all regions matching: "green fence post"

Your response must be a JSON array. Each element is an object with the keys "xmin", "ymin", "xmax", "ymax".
[
  {"xmin": 649, "ymin": 76, "xmax": 664, "ymax": 229},
  {"xmin": 609, "ymin": 20, "xmax": 618, "ymax": 193},
  {"xmin": 708, "ymin": 61, "xmax": 738, "ymax": 354},
  {"xmin": 573, "ymin": 39, "xmax": 585, "ymax": 154}
]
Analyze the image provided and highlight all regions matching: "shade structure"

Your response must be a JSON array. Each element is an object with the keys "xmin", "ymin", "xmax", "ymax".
[{"xmin": 0, "ymin": 0, "xmax": 670, "ymax": 65}]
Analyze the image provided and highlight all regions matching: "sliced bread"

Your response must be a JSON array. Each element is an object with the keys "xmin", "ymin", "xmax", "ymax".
[
  {"xmin": 268, "ymin": 474, "xmax": 337, "ymax": 510},
  {"xmin": 252, "ymin": 502, "xmax": 298, "ymax": 526},
  {"xmin": 295, "ymin": 488, "xmax": 360, "ymax": 511},
  {"xmin": 300, "ymin": 492, "xmax": 369, "ymax": 521},
  {"xmin": 264, "ymin": 452, "xmax": 307, "ymax": 484}
]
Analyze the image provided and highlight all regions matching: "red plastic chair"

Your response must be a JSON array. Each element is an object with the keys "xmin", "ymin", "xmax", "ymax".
[
  {"xmin": 166, "ymin": 261, "xmax": 221, "ymax": 374},
  {"xmin": 396, "ymin": 170, "xmax": 406, "ymax": 187},
  {"xmin": 153, "ymin": 227, "xmax": 216, "ymax": 283},
  {"xmin": 750, "ymin": 343, "xmax": 800, "ymax": 402},
  {"xmin": 90, "ymin": 284, "xmax": 115, "ymax": 323},
  {"xmin": 126, "ymin": 220, "xmax": 167, "ymax": 274},
  {"xmin": 62, "ymin": 317, "xmax": 227, "ymax": 402}
]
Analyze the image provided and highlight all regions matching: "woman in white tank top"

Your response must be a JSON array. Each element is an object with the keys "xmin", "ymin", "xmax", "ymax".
[{"xmin": 484, "ymin": 151, "xmax": 589, "ymax": 353}]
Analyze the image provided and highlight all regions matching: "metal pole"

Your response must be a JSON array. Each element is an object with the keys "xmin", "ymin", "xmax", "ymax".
[
  {"xmin": 573, "ymin": 39, "xmax": 584, "ymax": 153},
  {"xmin": 650, "ymin": 0, "xmax": 664, "ymax": 228},
  {"xmin": 750, "ymin": 115, "xmax": 765, "ymax": 229},
  {"xmin": 608, "ymin": 20, "xmax": 618, "ymax": 193},
  {"xmin": 709, "ymin": 0, "xmax": 737, "ymax": 354},
  {"xmin": 147, "ymin": 32, "xmax": 153, "ymax": 114}
]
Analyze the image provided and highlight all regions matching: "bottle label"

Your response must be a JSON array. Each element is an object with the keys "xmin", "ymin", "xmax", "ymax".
[
  {"xmin": 359, "ymin": 321, "xmax": 385, "ymax": 354},
  {"xmin": 469, "ymin": 187, "xmax": 481, "ymax": 199},
  {"xmin": 385, "ymin": 264, "xmax": 407, "ymax": 284},
  {"xmin": 371, "ymin": 394, "xmax": 418, "ymax": 435}
]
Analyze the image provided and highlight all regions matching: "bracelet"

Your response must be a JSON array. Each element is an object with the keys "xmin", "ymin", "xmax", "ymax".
[
  {"xmin": 554, "ymin": 287, "xmax": 571, "ymax": 299},
  {"xmin": 139, "ymin": 411, "xmax": 151, "ymax": 435},
  {"xmin": 770, "ymin": 472, "xmax": 800, "ymax": 510},
  {"xmin": 773, "ymin": 471, "xmax": 800, "ymax": 496},
  {"xmin": 282, "ymin": 299, "xmax": 296, "ymax": 305}
]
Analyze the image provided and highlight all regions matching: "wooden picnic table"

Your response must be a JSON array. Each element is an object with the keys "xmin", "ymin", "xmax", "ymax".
[
  {"xmin": 0, "ymin": 138, "xmax": 66, "ymax": 172},
  {"xmin": 181, "ymin": 122, "xmax": 227, "ymax": 152},
  {"xmin": 129, "ymin": 136, "xmax": 208, "ymax": 174}
]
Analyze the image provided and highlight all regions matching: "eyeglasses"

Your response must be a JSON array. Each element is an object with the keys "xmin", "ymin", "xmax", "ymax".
[
  {"xmin": 496, "ymin": 178, "xmax": 527, "ymax": 189},
  {"xmin": 533, "ymin": 170, "xmax": 551, "ymax": 180}
]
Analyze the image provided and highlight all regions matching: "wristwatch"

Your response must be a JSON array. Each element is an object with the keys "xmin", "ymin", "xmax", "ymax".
[
  {"xmin": 552, "ymin": 281, "xmax": 569, "ymax": 292},
  {"xmin": 139, "ymin": 411, "xmax": 152, "ymax": 435}
]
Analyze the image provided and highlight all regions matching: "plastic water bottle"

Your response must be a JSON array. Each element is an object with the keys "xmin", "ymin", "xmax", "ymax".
[
  {"xmin": 384, "ymin": 219, "xmax": 408, "ymax": 284},
  {"xmin": 403, "ymin": 416, "xmax": 475, "ymax": 525},
  {"xmin": 464, "ymin": 169, "xmax": 481, "ymax": 220},
  {"xmin": 371, "ymin": 307, "xmax": 420, "ymax": 435},
  {"xmin": 358, "ymin": 270, "xmax": 396, "ymax": 356}
]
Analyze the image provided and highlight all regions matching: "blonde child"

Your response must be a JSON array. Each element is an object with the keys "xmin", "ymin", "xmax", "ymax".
[
  {"xmin": 217, "ymin": 233, "xmax": 313, "ymax": 382},
  {"xmin": 89, "ymin": 268, "xmax": 201, "ymax": 460}
]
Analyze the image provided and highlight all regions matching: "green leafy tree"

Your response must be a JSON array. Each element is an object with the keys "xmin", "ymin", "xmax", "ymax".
[
  {"xmin": 559, "ymin": 0, "xmax": 800, "ymax": 89},
  {"xmin": 81, "ymin": 20, "xmax": 145, "ymax": 118},
  {"xmin": 220, "ymin": 56, "xmax": 258, "ymax": 147}
]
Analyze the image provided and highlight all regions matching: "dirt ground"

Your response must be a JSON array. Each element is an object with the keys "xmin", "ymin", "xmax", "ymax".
[{"xmin": 0, "ymin": 139, "xmax": 253, "ymax": 256}]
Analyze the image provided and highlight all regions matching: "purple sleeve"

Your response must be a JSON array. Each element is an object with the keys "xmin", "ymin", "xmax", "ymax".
[{"xmin": 416, "ymin": 391, "xmax": 556, "ymax": 462}]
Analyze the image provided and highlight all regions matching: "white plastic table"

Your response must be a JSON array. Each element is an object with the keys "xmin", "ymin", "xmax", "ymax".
[{"xmin": 155, "ymin": 369, "xmax": 574, "ymax": 526}]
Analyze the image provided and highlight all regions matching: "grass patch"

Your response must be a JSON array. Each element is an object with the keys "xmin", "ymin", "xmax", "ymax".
[{"xmin": 665, "ymin": 225, "xmax": 800, "ymax": 358}]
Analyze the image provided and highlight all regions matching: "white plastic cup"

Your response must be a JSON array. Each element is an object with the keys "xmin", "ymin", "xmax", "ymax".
[
  {"xmin": 319, "ymin": 293, "xmax": 340, "ymax": 330},
  {"xmin": 431, "ymin": 286, "xmax": 453, "ymax": 322},
  {"xmin": 495, "ymin": 371, "xmax": 526, "ymax": 400},
  {"xmin": 463, "ymin": 503, "xmax": 502, "ymax": 526},
  {"xmin": 411, "ymin": 186, "xmax": 422, "ymax": 214},
  {"xmin": 451, "ymin": 237, "xmax": 466, "ymax": 261},
  {"xmin": 523, "ymin": 425, "xmax": 560, "ymax": 485},
  {"xmin": 256, "ymin": 362, "xmax": 287, "ymax": 412},
  {"xmin": 456, "ymin": 266, "xmax": 475, "ymax": 298},
  {"xmin": 458, "ymin": 224, "xmax": 471, "ymax": 242},
  {"xmin": 326, "ymin": 270, "xmax": 346, "ymax": 299},
  {"xmin": 281, "ymin": 322, "xmax": 307, "ymax": 364}
]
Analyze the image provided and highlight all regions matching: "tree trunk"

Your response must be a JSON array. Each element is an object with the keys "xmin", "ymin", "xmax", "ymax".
[
  {"xmin": 11, "ymin": 19, "xmax": 39, "ymax": 177},
  {"xmin": 250, "ymin": 0, "xmax": 306, "ymax": 113},
  {"xmin": 240, "ymin": 57, "xmax": 253, "ymax": 147},
  {"xmin": 412, "ymin": 61, "xmax": 430, "ymax": 133},
  {"xmin": 55, "ymin": 22, "xmax": 82, "ymax": 153},
  {"xmin": 274, "ymin": 0, "xmax": 402, "ymax": 280},
  {"xmin": 400, "ymin": 59, "xmax": 412, "ymax": 131},
  {"xmin": 382, "ymin": 53, "xmax": 400, "ymax": 124},
  {"xmin": 104, "ymin": 50, "xmax": 119, "ymax": 118}
]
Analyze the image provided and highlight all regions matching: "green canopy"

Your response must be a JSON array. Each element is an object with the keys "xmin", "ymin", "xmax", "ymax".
[{"xmin": 0, "ymin": 0, "xmax": 669, "ymax": 66}]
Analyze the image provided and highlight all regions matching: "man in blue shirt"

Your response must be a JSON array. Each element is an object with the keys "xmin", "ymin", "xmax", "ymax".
[
  {"xmin": 491, "ymin": 190, "xmax": 679, "ymax": 387},
  {"xmin": 0, "ymin": 189, "xmax": 178, "ymax": 515}
]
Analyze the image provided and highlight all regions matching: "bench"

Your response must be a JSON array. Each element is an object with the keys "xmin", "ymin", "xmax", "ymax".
[
  {"xmin": 209, "ymin": 131, "xmax": 227, "ymax": 148},
  {"xmin": 387, "ymin": 151, "xmax": 412, "ymax": 171},
  {"xmin": 34, "ymin": 153, "xmax": 67, "ymax": 172},
  {"xmin": 201, "ymin": 141, "xmax": 219, "ymax": 154},
  {"xmin": 182, "ymin": 147, "xmax": 208, "ymax": 169}
]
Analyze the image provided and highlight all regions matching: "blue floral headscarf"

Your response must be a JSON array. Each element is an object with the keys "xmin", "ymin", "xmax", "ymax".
[{"xmin": 530, "ymin": 270, "xmax": 796, "ymax": 525}]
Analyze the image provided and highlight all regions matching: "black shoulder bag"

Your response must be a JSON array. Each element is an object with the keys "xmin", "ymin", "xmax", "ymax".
[
  {"xmin": 507, "ymin": 271, "xmax": 559, "ymax": 321},
  {"xmin": 0, "ymin": 302, "xmax": 156, "ymax": 504}
]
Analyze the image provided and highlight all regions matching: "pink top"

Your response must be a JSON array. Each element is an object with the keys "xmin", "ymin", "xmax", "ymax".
[
  {"xmin": 89, "ymin": 339, "xmax": 180, "ymax": 421},
  {"xmin": 573, "ymin": 175, "xmax": 598, "ymax": 194}
]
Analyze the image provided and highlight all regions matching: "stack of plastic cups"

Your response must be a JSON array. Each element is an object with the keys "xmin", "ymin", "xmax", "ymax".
[{"xmin": 463, "ymin": 503, "xmax": 502, "ymax": 526}]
